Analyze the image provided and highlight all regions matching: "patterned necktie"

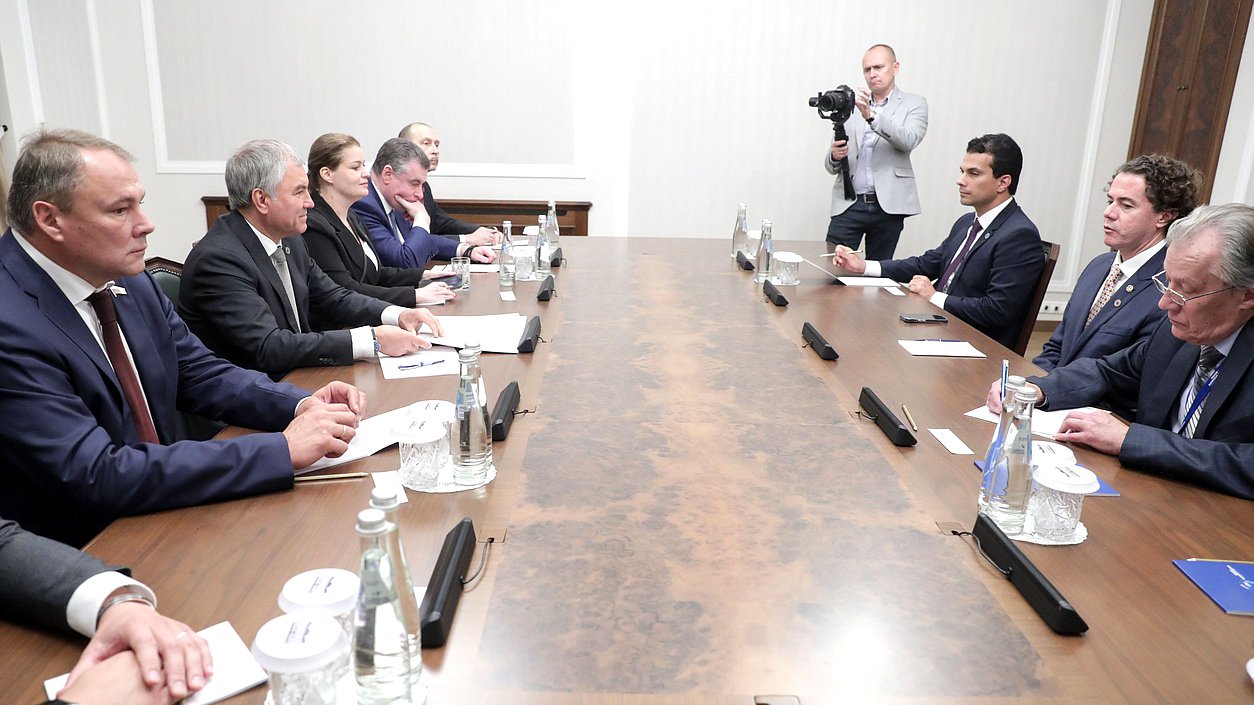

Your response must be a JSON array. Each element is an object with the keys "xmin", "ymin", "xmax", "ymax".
[
  {"xmin": 270, "ymin": 247, "xmax": 302, "ymax": 333},
  {"xmin": 1085, "ymin": 258, "xmax": 1123, "ymax": 327},
  {"xmin": 1181, "ymin": 345, "xmax": 1224, "ymax": 438},
  {"xmin": 87, "ymin": 290, "xmax": 160, "ymax": 444},
  {"xmin": 939, "ymin": 218, "xmax": 983, "ymax": 292}
]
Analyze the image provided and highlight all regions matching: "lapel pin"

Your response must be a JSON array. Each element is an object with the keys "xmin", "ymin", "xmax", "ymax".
[
  {"xmin": 1125, "ymin": 284, "xmax": 1134, "ymax": 292},
  {"xmin": 1113, "ymin": 300, "xmax": 1122, "ymax": 307}
]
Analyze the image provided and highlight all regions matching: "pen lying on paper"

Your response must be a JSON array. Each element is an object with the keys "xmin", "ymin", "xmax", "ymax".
[
  {"xmin": 821, "ymin": 249, "xmax": 864, "ymax": 258},
  {"xmin": 294, "ymin": 472, "xmax": 369, "ymax": 483},
  {"xmin": 399, "ymin": 360, "xmax": 445, "ymax": 370},
  {"xmin": 915, "ymin": 339, "xmax": 963, "ymax": 343}
]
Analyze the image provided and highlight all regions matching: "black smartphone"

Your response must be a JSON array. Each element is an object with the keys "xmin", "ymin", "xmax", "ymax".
[{"xmin": 899, "ymin": 313, "xmax": 948, "ymax": 324}]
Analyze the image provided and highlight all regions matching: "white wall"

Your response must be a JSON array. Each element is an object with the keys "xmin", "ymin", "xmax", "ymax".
[{"xmin": 1, "ymin": 0, "xmax": 1249, "ymax": 315}]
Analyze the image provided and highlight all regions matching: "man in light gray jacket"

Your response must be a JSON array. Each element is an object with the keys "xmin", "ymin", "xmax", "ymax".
[{"xmin": 825, "ymin": 43, "xmax": 929, "ymax": 260}]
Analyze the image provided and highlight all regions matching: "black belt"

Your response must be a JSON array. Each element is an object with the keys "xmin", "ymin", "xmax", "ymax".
[{"xmin": 856, "ymin": 192, "xmax": 877, "ymax": 204}]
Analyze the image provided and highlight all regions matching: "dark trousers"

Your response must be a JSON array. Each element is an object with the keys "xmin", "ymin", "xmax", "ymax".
[{"xmin": 826, "ymin": 199, "xmax": 906, "ymax": 260}]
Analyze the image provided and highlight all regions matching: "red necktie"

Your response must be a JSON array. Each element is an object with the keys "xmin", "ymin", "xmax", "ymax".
[
  {"xmin": 87, "ymin": 290, "xmax": 160, "ymax": 444},
  {"xmin": 939, "ymin": 218, "xmax": 983, "ymax": 292}
]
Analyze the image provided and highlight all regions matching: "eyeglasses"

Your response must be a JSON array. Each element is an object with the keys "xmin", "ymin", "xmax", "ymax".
[{"xmin": 1151, "ymin": 270, "xmax": 1236, "ymax": 306}]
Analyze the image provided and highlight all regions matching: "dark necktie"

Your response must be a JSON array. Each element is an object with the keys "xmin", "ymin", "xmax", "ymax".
[
  {"xmin": 1182, "ymin": 345, "xmax": 1224, "ymax": 438},
  {"xmin": 270, "ymin": 247, "xmax": 302, "ymax": 333},
  {"xmin": 87, "ymin": 290, "xmax": 160, "ymax": 444},
  {"xmin": 939, "ymin": 218, "xmax": 983, "ymax": 292}
]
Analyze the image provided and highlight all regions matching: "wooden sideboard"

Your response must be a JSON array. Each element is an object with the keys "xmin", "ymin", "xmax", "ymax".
[{"xmin": 202, "ymin": 197, "xmax": 592, "ymax": 236}]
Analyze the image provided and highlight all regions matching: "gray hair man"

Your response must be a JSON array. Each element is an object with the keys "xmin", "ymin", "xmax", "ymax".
[{"xmin": 988, "ymin": 203, "xmax": 1254, "ymax": 500}]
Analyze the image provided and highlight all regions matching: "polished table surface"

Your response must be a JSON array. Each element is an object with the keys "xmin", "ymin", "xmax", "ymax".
[{"xmin": 2, "ymin": 238, "xmax": 1252, "ymax": 704}]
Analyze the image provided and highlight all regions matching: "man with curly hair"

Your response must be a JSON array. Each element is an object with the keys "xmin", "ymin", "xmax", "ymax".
[{"xmin": 1034, "ymin": 156, "xmax": 1201, "ymax": 390}]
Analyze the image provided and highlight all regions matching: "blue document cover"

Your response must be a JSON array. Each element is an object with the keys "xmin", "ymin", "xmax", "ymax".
[{"xmin": 1173, "ymin": 559, "xmax": 1254, "ymax": 616}]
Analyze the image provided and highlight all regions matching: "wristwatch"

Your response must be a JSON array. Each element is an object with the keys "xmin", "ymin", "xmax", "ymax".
[{"xmin": 371, "ymin": 328, "xmax": 381, "ymax": 356}]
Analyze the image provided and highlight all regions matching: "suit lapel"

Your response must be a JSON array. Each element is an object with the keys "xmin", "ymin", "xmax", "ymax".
[
  {"xmin": 1143, "ymin": 341, "xmax": 1199, "ymax": 429},
  {"xmin": 948, "ymin": 201, "xmax": 1018, "ymax": 283},
  {"xmin": 226, "ymin": 212, "xmax": 301, "ymax": 332},
  {"xmin": 1196, "ymin": 322, "xmax": 1254, "ymax": 436},
  {"xmin": 1077, "ymin": 247, "xmax": 1166, "ymax": 347},
  {"xmin": 0, "ymin": 234, "xmax": 121, "ymax": 397}
]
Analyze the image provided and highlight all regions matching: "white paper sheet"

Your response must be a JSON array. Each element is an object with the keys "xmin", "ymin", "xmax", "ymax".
[
  {"xmin": 897, "ymin": 339, "xmax": 986, "ymax": 358},
  {"xmin": 379, "ymin": 348, "xmax": 460, "ymax": 379},
  {"xmin": 964, "ymin": 405, "xmax": 1111, "ymax": 440},
  {"xmin": 928, "ymin": 428, "xmax": 974, "ymax": 455},
  {"xmin": 838, "ymin": 276, "xmax": 902, "ymax": 287},
  {"xmin": 298, "ymin": 404, "xmax": 415, "ymax": 474},
  {"xmin": 884, "ymin": 286, "xmax": 906, "ymax": 296},
  {"xmin": 429, "ymin": 263, "xmax": 499, "ymax": 273},
  {"xmin": 420, "ymin": 313, "xmax": 530, "ymax": 354},
  {"xmin": 45, "ymin": 622, "xmax": 265, "ymax": 705}
]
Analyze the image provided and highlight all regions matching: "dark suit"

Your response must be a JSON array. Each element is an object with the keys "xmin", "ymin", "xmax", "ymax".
[
  {"xmin": 350, "ymin": 181, "xmax": 459, "ymax": 269},
  {"xmin": 1032, "ymin": 319, "xmax": 1254, "ymax": 500},
  {"xmin": 302, "ymin": 192, "xmax": 426, "ymax": 313},
  {"xmin": 0, "ymin": 517, "xmax": 112, "ymax": 632},
  {"xmin": 879, "ymin": 200, "xmax": 1045, "ymax": 349},
  {"xmin": 0, "ymin": 231, "xmax": 302, "ymax": 547},
  {"xmin": 1034, "ymin": 247, "xmax": 1167, "ymax": 375},
  {"xmin": 423, "ymin": 181, "xmax": 478, "ymax": 237},
  {"xmin": 180, "ymin": 211, "xmax": 391, "ymax": 376}
]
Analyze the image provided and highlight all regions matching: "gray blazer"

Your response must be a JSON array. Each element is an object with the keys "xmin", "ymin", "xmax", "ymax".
[
  {"xmin": 0, "ymin": 517, "xmax": 112, "ymax": 632},
  {"xmin": 825, "ymin": 88, "xmax": 929, "ymax": 217}
]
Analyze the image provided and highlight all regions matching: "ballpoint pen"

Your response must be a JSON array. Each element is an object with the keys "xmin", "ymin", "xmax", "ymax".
[
  {"xmin": 915, "ymin": 338, "xmax": 963, "ymax": 343},
  {"xmin": 399, "ymin": 360, "xmax": 445, "ymax": 370},
  {"xmin": 821, "ymin": 249, "xmax": 864, "ymax": 258},
  {"xmin": 901, "ymin": 404, "xmax": 918, "ymax": 432}
]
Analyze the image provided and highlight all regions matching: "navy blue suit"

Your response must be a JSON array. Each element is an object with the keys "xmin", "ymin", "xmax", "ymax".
[
  {"xmin": 879, "ymin": 200, "xmax": 1045, "ymax": 349},
  {"xmin": 0, "ymin": 231, "xmax": 303, "ymax": 547},
  {"xmin": 1034, "ymin": 248, "xmax": 1167, "ymax": 380},
  {"xmin": 350, "ymin": 181, "xmax": 459, "ymax": 269},
  {"xmin": 1032, "ymin": 319, "xmax": 1254, "ymax": 500}
]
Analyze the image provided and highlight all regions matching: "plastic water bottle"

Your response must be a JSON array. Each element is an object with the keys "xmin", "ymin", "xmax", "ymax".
[
  {"xmin": 753, "ymin": 219, "xmax": 774, "ymax": 283},
  {"xmin": 353, "ymin": 508, "xmax": 413, "ymax": 705},
  {"xmin": 979, "ymin": 375, "xmax": 1025, "ymax": 513},
  {"xmin": 536, "ymin": 215, "xmax": 552, "ymax": 277},
  {"xmin": 730, "ymin": 203, "xmax": 748, "ymax": 257},
  {"xmin": 498, "ymin": 220, "xmax": 515, "ymax": 292},
  {"xmin": 452, "ymin": 336, "xmax": 493, "ymax": 485},
  {"xmin": 368, "ymin": 488, "xmax": 425, "ymax": 701},
  {"xmin": 982, "ymin": 386, "xmax": 1038, "ymax": 534}
]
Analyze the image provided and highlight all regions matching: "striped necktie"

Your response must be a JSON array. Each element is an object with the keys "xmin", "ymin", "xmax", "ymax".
[{"xmin": 1181, "ymin": 345, "xmax": 1224, "ymax": 438}]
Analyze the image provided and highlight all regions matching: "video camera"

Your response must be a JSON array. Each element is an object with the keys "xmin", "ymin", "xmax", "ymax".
[{"xmin": 809, "ymin": 85, "xmax": 855, "ymax": 142}]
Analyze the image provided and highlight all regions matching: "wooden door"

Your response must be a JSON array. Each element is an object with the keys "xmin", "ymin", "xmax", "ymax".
[{"xmin": 1128, "ymin": 0, "xmax": 1252, "ymax": 200}]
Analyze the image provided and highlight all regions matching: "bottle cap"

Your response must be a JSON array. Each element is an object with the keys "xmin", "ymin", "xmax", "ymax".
[
  {"xmin": 278, "ymin": 568, "xmax": 359, "ymax": 616},
  {"xmin": 1032, "ymin": 463, "xmax": 1100, "ymax": 495},
  {"xmin": 1014, "ymin": 386, "xmax": 1039, "ymax": 404},
  {"xmin": 370, "ymin": 487, "xmax": 400, "ymax": 511},
  {"xmin": 251, "ymin": 613, "xmax": 346, "ymax": 674},
  {"xmin": 356, "ymin": 508, "xmax": 388, "ymax": 536},
  {"xmin": 461, "ymin": 335, "xmax": 481, "ymax": 352}
]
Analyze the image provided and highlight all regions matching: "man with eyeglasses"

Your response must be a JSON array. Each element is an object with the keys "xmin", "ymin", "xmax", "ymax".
[
  {"xmin": 1033, "ymin": 156, "xmax": 1200, "ymax": 386},
  {"xmin": 987, "ymin": 203, "xmax": 1254, "ymax": 500}
]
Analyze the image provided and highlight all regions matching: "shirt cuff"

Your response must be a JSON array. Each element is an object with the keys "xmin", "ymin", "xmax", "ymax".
[
  {"xmin": 380, "ymin": 306, "xmax": 404, "ymax": 326},
  {"xmin": 350, "ymin": 326, "xmax": 374, "ymax": 359},
  {"xmin": 458, "ymin": 234, "xmax": 469, "ymax": 243},
  {"xmin": 864, "ymin": 261, "xmax": 882, "ymax": 277},
  {"xmin": 930, "ymin": 291, "xmax": 949, "ymax": 308},
  {"xmin": 67, "ymin": 572, "xmax": 156, "ymax": 637}
]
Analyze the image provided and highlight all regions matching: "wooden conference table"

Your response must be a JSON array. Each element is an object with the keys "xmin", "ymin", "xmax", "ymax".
[{"xmin": 2, "ymin": 238, "xmax": 1252, "ymax": 704}]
